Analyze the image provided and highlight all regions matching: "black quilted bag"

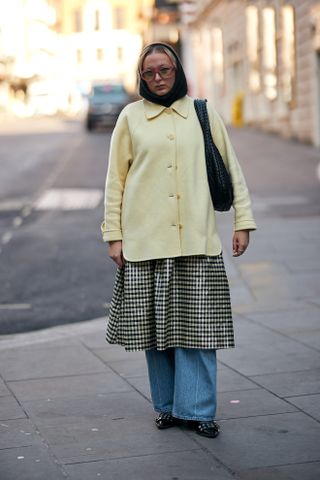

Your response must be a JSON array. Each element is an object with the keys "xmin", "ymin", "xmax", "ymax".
[{"xmin": 194, "ymin": 99, "xmax": 234, "ymax": 211}]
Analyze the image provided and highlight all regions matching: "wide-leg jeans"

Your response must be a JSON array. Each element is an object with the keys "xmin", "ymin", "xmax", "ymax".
[{"xmin": 145, "ymin": 347, "xmax": 217, "ymax": 421}]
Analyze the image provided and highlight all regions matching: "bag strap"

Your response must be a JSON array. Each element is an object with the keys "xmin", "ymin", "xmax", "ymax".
[
  {"xmin": 194, "ymin": 98, "xmax": 209, "ymax": 135},
  {"xmin": 194, "ymin": 99, "xmax": 213, "ymax": 143},
  {"xmin": 194, "ymin": 99, "xmax": 224, "ymax": 166}
]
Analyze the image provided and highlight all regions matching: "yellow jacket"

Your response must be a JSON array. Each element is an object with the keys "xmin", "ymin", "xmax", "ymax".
[{"xmin": 101, "ymin": 95, "xmax": 256, "ymax": 261}]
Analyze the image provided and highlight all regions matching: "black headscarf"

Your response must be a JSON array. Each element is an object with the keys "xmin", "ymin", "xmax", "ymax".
[{"xmin": 139, "ymin": 43, "xmax": 188, "ymax": 108}]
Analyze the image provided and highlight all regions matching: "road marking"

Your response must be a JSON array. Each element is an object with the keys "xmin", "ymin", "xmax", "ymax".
[
  {"xmin": 2, "ymin": 232, "xmax": 12, "ymax": 244},
  {"xmin": 35, "ymin": 188, "xmax": 103, "ymax": 211},
  {"xmin": 0, "ymin": 304, "xmax": 32, "ymax": 310},
  {"xmin": 13, "ymin": 216, "xmax": 23, "ymax": 227},
  {"xmin": 21, "ymin": 205, "xmax": 32, "ymax": 217}
]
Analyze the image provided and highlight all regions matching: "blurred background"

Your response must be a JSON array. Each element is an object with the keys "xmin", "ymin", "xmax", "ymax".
[
  {"xmin": 0, "ymin": 0, "xmax": 320, "ymax": 143},
  {"xmin": 0, "ymin": 0, "xmax": 320, "ymax": 334}
]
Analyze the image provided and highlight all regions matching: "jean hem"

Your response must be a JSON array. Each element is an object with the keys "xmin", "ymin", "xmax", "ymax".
[
  {"xmin": 172, "ymin": 413, "xmax": 215, "ymax": 421},
  {"xmin": 154, "ymin": 408, "xmax": 172, "ymax": 414}
]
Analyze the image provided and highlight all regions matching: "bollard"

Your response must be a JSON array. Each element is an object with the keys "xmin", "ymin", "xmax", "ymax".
[{"xmin": 231, "ymin": 92, "xmax": 244, "ymax": 127}]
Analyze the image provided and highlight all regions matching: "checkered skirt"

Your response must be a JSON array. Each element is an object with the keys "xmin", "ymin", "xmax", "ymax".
[{"xmin": 106, "ymin": 254, "xmax": 234, "ymax": 351}]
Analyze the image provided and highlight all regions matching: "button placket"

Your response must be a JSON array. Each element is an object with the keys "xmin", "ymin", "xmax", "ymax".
[{"xmin": 166, "ymin": 114, "xmax": 180, "ymax": 237}]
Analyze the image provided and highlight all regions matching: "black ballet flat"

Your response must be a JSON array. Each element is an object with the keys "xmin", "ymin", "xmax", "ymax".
[
  {"xmin": 191, "ymin": 420, "xmax": 220, "ymax": 438},
  {"xmin": 155, "ymin": 412, "xmax": 176, "ymax": 429}
]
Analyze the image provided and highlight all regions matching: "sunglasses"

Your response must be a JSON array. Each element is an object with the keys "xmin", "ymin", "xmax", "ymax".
[{"xmin": 141, "ymin": 66, "xmax": 176, "ymax": 82}]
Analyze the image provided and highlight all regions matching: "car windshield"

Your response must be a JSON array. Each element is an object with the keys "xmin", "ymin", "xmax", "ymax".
[{"xmin": 91, "ymin": 84, "xmax": 126, "ymax": 100}]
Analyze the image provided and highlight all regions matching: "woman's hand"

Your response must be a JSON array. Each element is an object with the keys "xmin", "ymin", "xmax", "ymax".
[
  {"xmin": 232, "ymin": 230, "xmax": 250, "ymax": 257},
  {"xmin": 108, "ymin": 240, "xmax": 125, "ymax": 267}
]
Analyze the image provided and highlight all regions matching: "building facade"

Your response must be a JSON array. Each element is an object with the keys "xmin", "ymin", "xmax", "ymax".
[
  {"xmin": 0, "ymin": 0, "xmax": 154, "ymax": 116},
  {"xmin": 52, "ymin": 0, "xmax": 154, "ymax": 96},
  {"xmin": 0, "ymin": 0, "xmax": 57, "ymax": 116},
  {"xmin": 182, "ymin": 0, "xmax": 320, "ymax": 146}
]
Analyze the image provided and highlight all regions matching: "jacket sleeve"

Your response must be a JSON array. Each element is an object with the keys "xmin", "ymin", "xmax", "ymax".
[
  {"xmin": 100, "ymin": 108, "xmax": 133, "ymax": 242},
  {"xmin": 207, "ymin": 105, "xmax": 257, "ymax": 231}
]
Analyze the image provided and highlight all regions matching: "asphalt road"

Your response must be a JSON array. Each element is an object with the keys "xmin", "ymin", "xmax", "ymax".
[{"xmin": 0, "ymin": 117, "xmax": 116, "ymax": 334}]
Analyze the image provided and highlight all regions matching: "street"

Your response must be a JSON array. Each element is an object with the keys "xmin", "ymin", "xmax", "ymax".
[
  {"xmin": 0, "ymin": 115, "xmax": 319, "ymax": 335},
  {"xmin": 0, "ymin": 117, "xmax": 116, "ymax": 334}
]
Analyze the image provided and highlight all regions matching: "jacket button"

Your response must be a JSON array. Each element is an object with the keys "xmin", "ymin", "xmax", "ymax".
[
  {"xmin": 165, "ymin": 108, "xmax": 171, "ymax": 114},
  {"xmin": 177, "ymin": 194, "xmax": 181, "ymax": 199},
  {"xmin": 179, "ymin": 224, "xmax": 183, "ymax": 229},
  {"xmin": 167, "ymin": 134, "xmax": 174, "ymax": 140}
]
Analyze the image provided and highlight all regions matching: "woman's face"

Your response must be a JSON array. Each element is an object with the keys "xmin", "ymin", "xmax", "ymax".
[{"xmin": 142, "ymin": 52, "xmax": 176, "ymax": 96}]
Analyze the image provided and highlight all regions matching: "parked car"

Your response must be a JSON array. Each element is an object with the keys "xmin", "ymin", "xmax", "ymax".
[{"xmin": 85, "ymin": 82, "xmax": 131, "ymax": 131}]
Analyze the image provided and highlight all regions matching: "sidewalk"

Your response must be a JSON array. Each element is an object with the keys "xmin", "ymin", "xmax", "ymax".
[{"xmin": 1, "ymin": 128, "xmax": 320, "ymax": 479}]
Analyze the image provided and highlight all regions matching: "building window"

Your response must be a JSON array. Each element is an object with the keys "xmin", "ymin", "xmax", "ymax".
[
  {"xmin": 282, "ymin": 5, "xmax": 296, "ymax": 103},
  {"xmin": 94, "ymin": 10, "xmax": 101, "ymax": 31},
  {"xmin": 262, "ymin": 7, "xmax": 277, "ymax": 100},
  {"xmin": 96, "ymin": 48, "xmax": 104, "ymax": 61},
  {"xmin": 246, "ymin": 5, "xmax": 260, "ymax": 92},
  {"xmin": 76, "ymin": 48, "xmax": 82, "ymax": 64},
  {"xmin": 117, "ymin": 47, "xmax": 123, "ymax": 63},
  {"xmin": 73, "ymin": 9, "xmax": 82, "ymax": 32},
  {"xmin": 212, "ymin": 27, "xmax": 224, "ymax": 85},
  {"xmin": 113, "ymin": 6, "xmax": 126, "ymax": 29}
]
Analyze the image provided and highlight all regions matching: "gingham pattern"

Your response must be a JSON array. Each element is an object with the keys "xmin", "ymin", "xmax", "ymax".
[{"xmin": 106, "ymin": 254, "xmax": 234, "ymax": 351}]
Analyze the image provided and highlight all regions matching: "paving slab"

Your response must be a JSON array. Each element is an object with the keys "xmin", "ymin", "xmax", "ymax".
[
  {"xmin": 0, "ymin": 445, "xmax": 68, "ymax": 480},
  {"xmin": 125, "ymin": 375, "xmax": 151, "ymax": 400},
  {"xmin": 233, "ymin": 298, "xmax": 310, "ymax": 316},
  {"xmin": 284, "ymin": 257, "xmax": 320, "ymax": 272},
  {"xmin": 238, "ymin": 463, "xmax": 320, "ymax": 480},
  {"xmin": 65, "ymin": 449, "xmax": 236, "ymax": 480},
  {"xmin": 0, "ymin": 418, "xmax": 42, "ymax": 449},
  {"xmin": 244, "ymin": 307, "xmax": 320, "ymax": 335},
  {"xmin": 193, "ymin": 412, "xmax": 320, "ymax": 470},
  {"xmin": 246, "ymin": 271, "xmax": 320, "ymax": 302},
  {"xmin": 0, "ymin": 395, "xmax": 26, "ymax": 421},
  {"xmin": 0, "ymin": 343, "xmax": 108, "ymax": 381},
  {"xmin": 283, "ymin": 330, "xmax": 320, "ymax": 351},
  {"xmin": 216, "ymin": 389, "xmax": 297, "ymax": 420},
  {"xmin": 21, "ymin": 390, "xmax": 152, "ymax": 426},
  {"xmin": 243, "ymin": 308, "xmax": 320, "ymax": 350},
  {"xmin": 310, "ymin": 298, "xmax": 320, "ymax": 307},
  {"xmin": 219, "ymin": 319, "xmax": 320, "ymax": 375},
  {"xmin": 229, "ymin": 283, "xmax": 254, "ymax": 306},
  {"xmin": 38, "ymin": 414, "xmax": 200, "ymax": 464},
  {"xmin": 0, "ymin": 378, "xmax": 10, "ymax": 397},
  {"xmin": 285, "ymin": 394, "xmax": 320, "ymax": 421},
  {"xmin": 98, "ymin": 356, "xmax": 149, "ymax": 378},
  {"xmin": 78, "ymin": 330, "xmax": 107, "ymax": 349},
  {"xmin": 7, "ymin": 371, "xmax": 133, "ymax": 401},
  {"xmin": 92, "ymin": 346, "xmax": 145, "ymax": 363},
  {"xmin": 217, "ymin": 363, "xmax": 260, "ymax": 392},
  {"xmin": 250, "ymin": 369, "xmax": 320, "ymax": 397},
  {"xmin": 238, "ymin": 466, "xmax": 295, "ymax": 480},
  {"xmin": 271, "ymin": 462, "xmax": 320, "ymax": 480}
]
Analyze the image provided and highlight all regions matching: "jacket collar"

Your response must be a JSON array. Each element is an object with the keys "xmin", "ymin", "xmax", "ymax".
[{"xmin": 144, "ymin": 95, "xmax": 190, "ymax": 120}]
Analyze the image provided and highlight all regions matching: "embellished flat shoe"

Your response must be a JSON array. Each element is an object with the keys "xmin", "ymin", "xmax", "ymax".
[
  {"xmin": 155, "ymin": 412, "xmax": 176, "ymax": 429},
  {"xmin": 192, "ymin": 420, "xmax": 220, "ymax": 438}
]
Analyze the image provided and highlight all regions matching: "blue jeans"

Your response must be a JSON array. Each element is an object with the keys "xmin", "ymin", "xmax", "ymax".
[{"xmin": 145, "ymin": 348, "xmax": 217, "ymax": 421}]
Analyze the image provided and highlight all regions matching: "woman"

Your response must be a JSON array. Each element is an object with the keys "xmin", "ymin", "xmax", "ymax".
[{"xmin": 101, "ymin": 43, "xmax": 256, "ymax": 438}]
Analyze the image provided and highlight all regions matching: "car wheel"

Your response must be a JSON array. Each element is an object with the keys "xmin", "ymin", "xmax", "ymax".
[{"xmin": 86, "ymin": 117, "xmax": 94, "ymax": 131}]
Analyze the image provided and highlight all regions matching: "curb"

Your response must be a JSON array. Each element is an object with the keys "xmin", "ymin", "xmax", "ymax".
[{"xmin": 0, "ymin": 317, "xmax": 105, "ymax": 351}]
